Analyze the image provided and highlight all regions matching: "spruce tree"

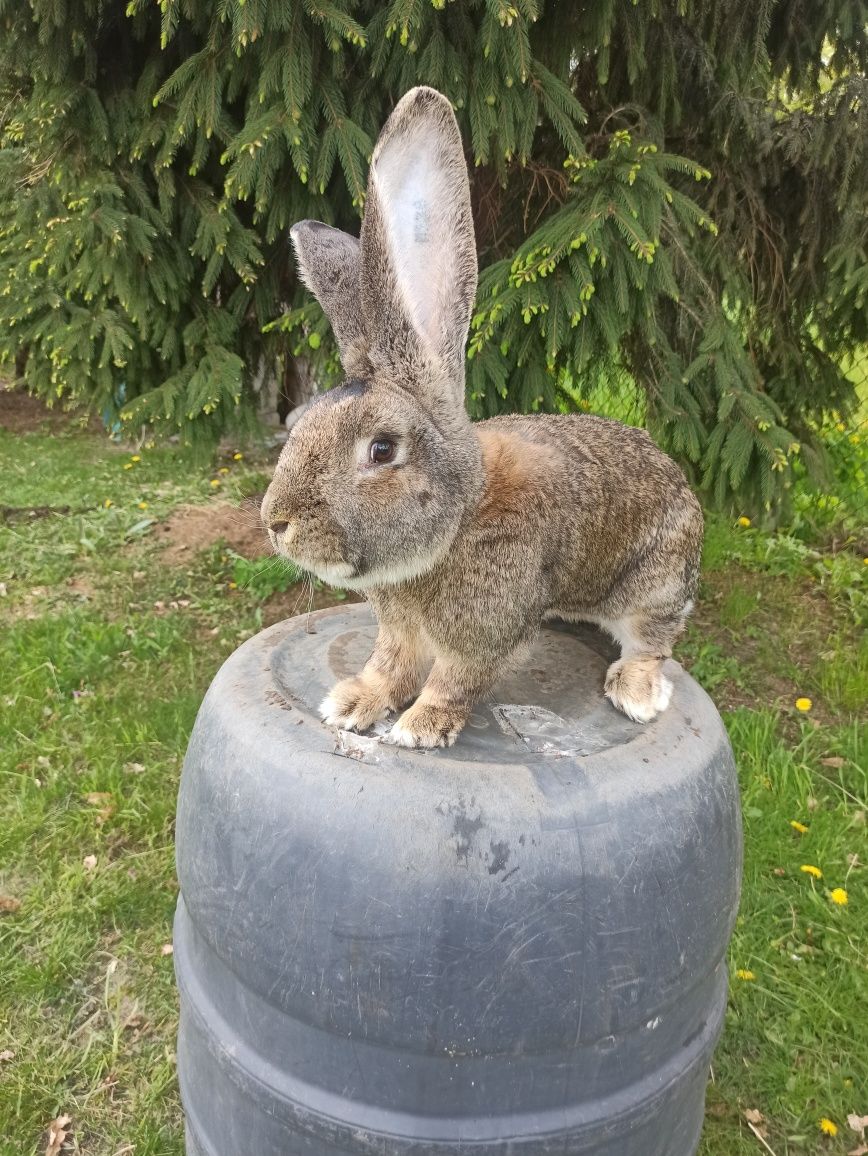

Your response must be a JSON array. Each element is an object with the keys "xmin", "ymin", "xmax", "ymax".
[{"xmin": 0, "ymin": 0, "xmax": 865, "ymax": 510}]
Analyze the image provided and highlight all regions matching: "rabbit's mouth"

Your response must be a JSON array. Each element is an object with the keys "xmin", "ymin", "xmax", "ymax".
[
  {"xmin": 267, "ymin": 523, "xmax": 361, "ymax": 587},
  {"xmin": 305, "ymin": 560, "xmax": 358, "ymax": 585},
  {"xmin": 276, "ymin": 545, "xmax": 358, "ymax": 587}
]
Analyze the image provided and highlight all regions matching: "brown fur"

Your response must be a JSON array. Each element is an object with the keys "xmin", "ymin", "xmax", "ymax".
[
  {"xmin": 264, "ymin": 87, "xmax": 704, "ymax": 748},
  {"xmin": 475, "ymin": 428, "xmax": 558, "ymax": 524}
]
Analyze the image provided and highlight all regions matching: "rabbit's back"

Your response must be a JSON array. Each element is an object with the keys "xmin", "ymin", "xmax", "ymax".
[
  {"xmin": 478, "ymin": 412, "xmax": 690, "ymax": 509},
  {"xmin": 470, "ymin": 412, "xmax": 702, "ymax": 620}
]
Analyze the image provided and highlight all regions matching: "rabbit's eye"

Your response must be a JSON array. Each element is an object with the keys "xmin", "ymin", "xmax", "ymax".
[{"xmin": 369, "ymin": 438, "xmax": 396, "ymax": 464}]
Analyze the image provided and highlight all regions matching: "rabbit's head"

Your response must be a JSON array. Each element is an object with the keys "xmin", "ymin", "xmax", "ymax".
[{"xmin": 262, "ymin": 88, "xmax": 483, "ymax": 590}]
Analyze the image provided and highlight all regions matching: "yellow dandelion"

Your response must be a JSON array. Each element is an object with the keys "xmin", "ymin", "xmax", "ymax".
[
  {"xmin": 790, "ymin": 820, "xmax": 809, "ymax": 834},
  {"xmin": 123, "ymin": 463, "xmax": 133, "ymax": 470},
  {"xmin": 800, "ymin": 864, "xmax": 823, "ymax": 879},
  {"xmin": 233, "ymin": 452, "xmax": 244, "ymax": 460},
  {"xmin": 218, "ymin": 467, "xmax": 230, "ymax": 475},
  {"xmin": 829, "ymin": 888, "xmax": 848, "ymax": 906},
  {"xmin": 795, "ymin": 697, "xmax": 812, "ymax": 712},
  {"xmin": 734, "ymin": 969, "xmax": 755, "ymax": 981},
  {"xmin": 835, "ymin": 422, "xmax": 845, "ymax": 432},
  {"xmin": 130, "ymin": 454, "xmax": 141, "ymax": 462},
  {"xmin": 103, "ymin": 499, "xmax": 113, "ymax": 508},
  {"xmin": 819, "ymin": 1118, "xmax": 837, "ymax": 1136},
  {"xmin": 210, "ymin": 479, "xmax": 221, "ymax": 488},
  {"xmin": 228, "ymin": 581, "xmax": 238, "ymax": 590},
  {"xmin": 737, "ymin": 516, "xmax": 751, "ymax": 527},
  {"xmin": 137, "ymin": 501, "xmax": 148, "ymax": 510},
  {"xmin": 850, "ymin": 434, "xmax": 860, "ymax": 445}
]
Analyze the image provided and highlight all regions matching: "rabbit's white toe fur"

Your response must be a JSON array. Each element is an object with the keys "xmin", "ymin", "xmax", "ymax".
[
  {"xmin": 605, "ymin": 658, "xmax": 673, "ymax": 724},
  {"xmin": 319, "ymin": 686, "xmax": 390, "ymax": 732},
  {"xmin": 319, "ymin": 694, "xmax": 349, "ymax": 727},
  {"xmin": 387, "ymin": 719, "xmax": 423, "ymax": 747},
  {"xmin": 386, "ymin": 702, "xmax": 463, "ymax": 749}
]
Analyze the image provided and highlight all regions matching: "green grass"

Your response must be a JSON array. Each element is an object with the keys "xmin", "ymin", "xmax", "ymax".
[{"xmin": 1, "ymin": 416, "xmax": 865, "ymax": 1156}]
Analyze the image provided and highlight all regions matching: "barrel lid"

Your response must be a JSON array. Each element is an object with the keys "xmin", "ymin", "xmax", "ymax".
[{"xmin": 271, "ymin": 606, "xmax": 670, "ymax": 766}]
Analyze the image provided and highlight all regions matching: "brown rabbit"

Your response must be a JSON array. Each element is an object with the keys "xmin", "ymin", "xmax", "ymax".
[{"xmin": 261, "ymin": 86, "xmax": 703, "ymax": 749}]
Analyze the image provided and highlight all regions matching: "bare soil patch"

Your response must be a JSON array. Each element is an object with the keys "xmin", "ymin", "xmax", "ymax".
[
  {"xmin": 157, "ymin": 500, "xmax": 269, "ymax": 563},
  {"xmin": 0, "ymin": 384, "xmax": 95, "ymax": 435}
]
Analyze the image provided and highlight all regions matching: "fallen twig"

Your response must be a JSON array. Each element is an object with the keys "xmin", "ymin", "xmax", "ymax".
[{"xmin": 746, "ymin": 1119, "xmax": 779, "ymax": 1156}]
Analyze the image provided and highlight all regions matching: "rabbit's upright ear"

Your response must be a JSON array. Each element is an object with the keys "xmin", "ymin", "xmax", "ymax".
[
  {"xmin": 289, "ymin": 221, "xmax": 368, "ymax": 375},
  {"xmin": 361, "ymin": 87, "xmax": 477, "ymax": 406}
]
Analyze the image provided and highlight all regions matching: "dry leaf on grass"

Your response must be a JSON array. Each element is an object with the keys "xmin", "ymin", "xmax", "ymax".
[
  {"xmin": 0, "ymin": 1049, "xmax": 15, "ymax": 1062},
  {"xmin": 849, "ymin": 1114, "xmax": 868, "ymax": 1134},
  {"xmin": 44, "ymin": 1114, "xmax": 71, "ymax": 1156},
  {"xmin": 84, "ymin": 791, "xmax": 115, "ymax": 823},
  {"xmin": 744, "ymin": 1107, "xmax": 768, "ymax": 1137},
  {"xmin": 82, "ymin": 854, "xmax": 97, "ymax": 871},
  {"xmin": 0, "ymin": 895, "xmax": 21, "ymax": 913},
  {"xmin": 160, "ymin": 943, "xmax": 174, "ymax": 956},
  {"xmin": 820, "ymin": 756, "xmax": 846, "ymax": 768},
  {"xmin": 848, "ymin": 1146, "xmax": 868, "ymax": 1156}
]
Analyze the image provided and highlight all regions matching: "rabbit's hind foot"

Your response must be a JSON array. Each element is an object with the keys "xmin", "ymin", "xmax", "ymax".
[{"xmin": 604, "ymin": 656, "xmax": 673, "ymax": 724}]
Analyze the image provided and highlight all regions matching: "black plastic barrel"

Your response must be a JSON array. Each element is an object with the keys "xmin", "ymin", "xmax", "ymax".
[{"xmin": 174, "ymin": 604, "xmax": 742, "ymax": 1155}]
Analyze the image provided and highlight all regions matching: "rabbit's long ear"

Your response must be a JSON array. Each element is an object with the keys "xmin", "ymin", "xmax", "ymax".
[
  {"xmin": 360, "ymin": 87, "xmax": 477, "ymax": 406},
  {"xmin": 289, "ymin": 221, "xmax": 368, "ymax": 375}
]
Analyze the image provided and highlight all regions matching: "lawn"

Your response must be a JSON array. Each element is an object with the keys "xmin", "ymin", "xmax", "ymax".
[{"xmin": 0, "ymin": 395, "xmax": 865, "ymax": 1156}]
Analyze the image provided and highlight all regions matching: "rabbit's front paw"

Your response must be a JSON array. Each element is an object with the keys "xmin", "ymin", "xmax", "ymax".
[
  {"xmin": 320, "ymin": 676, "xmax": 391, "ymax": 733},
  {"xmin": 387, "ymin": 702, "xmax": 466, "ymax": 749},
  {"xmin": 604, "ymin": 657, "xmax": 673, "ymax": 724}
]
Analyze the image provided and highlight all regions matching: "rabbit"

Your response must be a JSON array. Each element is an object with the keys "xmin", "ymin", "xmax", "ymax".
[{"xmin": 260, "ymin": 86, "xmax": 703, "ymax": 749}]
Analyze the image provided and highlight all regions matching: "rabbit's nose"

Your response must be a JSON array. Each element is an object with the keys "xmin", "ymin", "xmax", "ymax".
[{"xmin": 269, "ymin": 519, "xmax": 298, "ymax": 546}]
